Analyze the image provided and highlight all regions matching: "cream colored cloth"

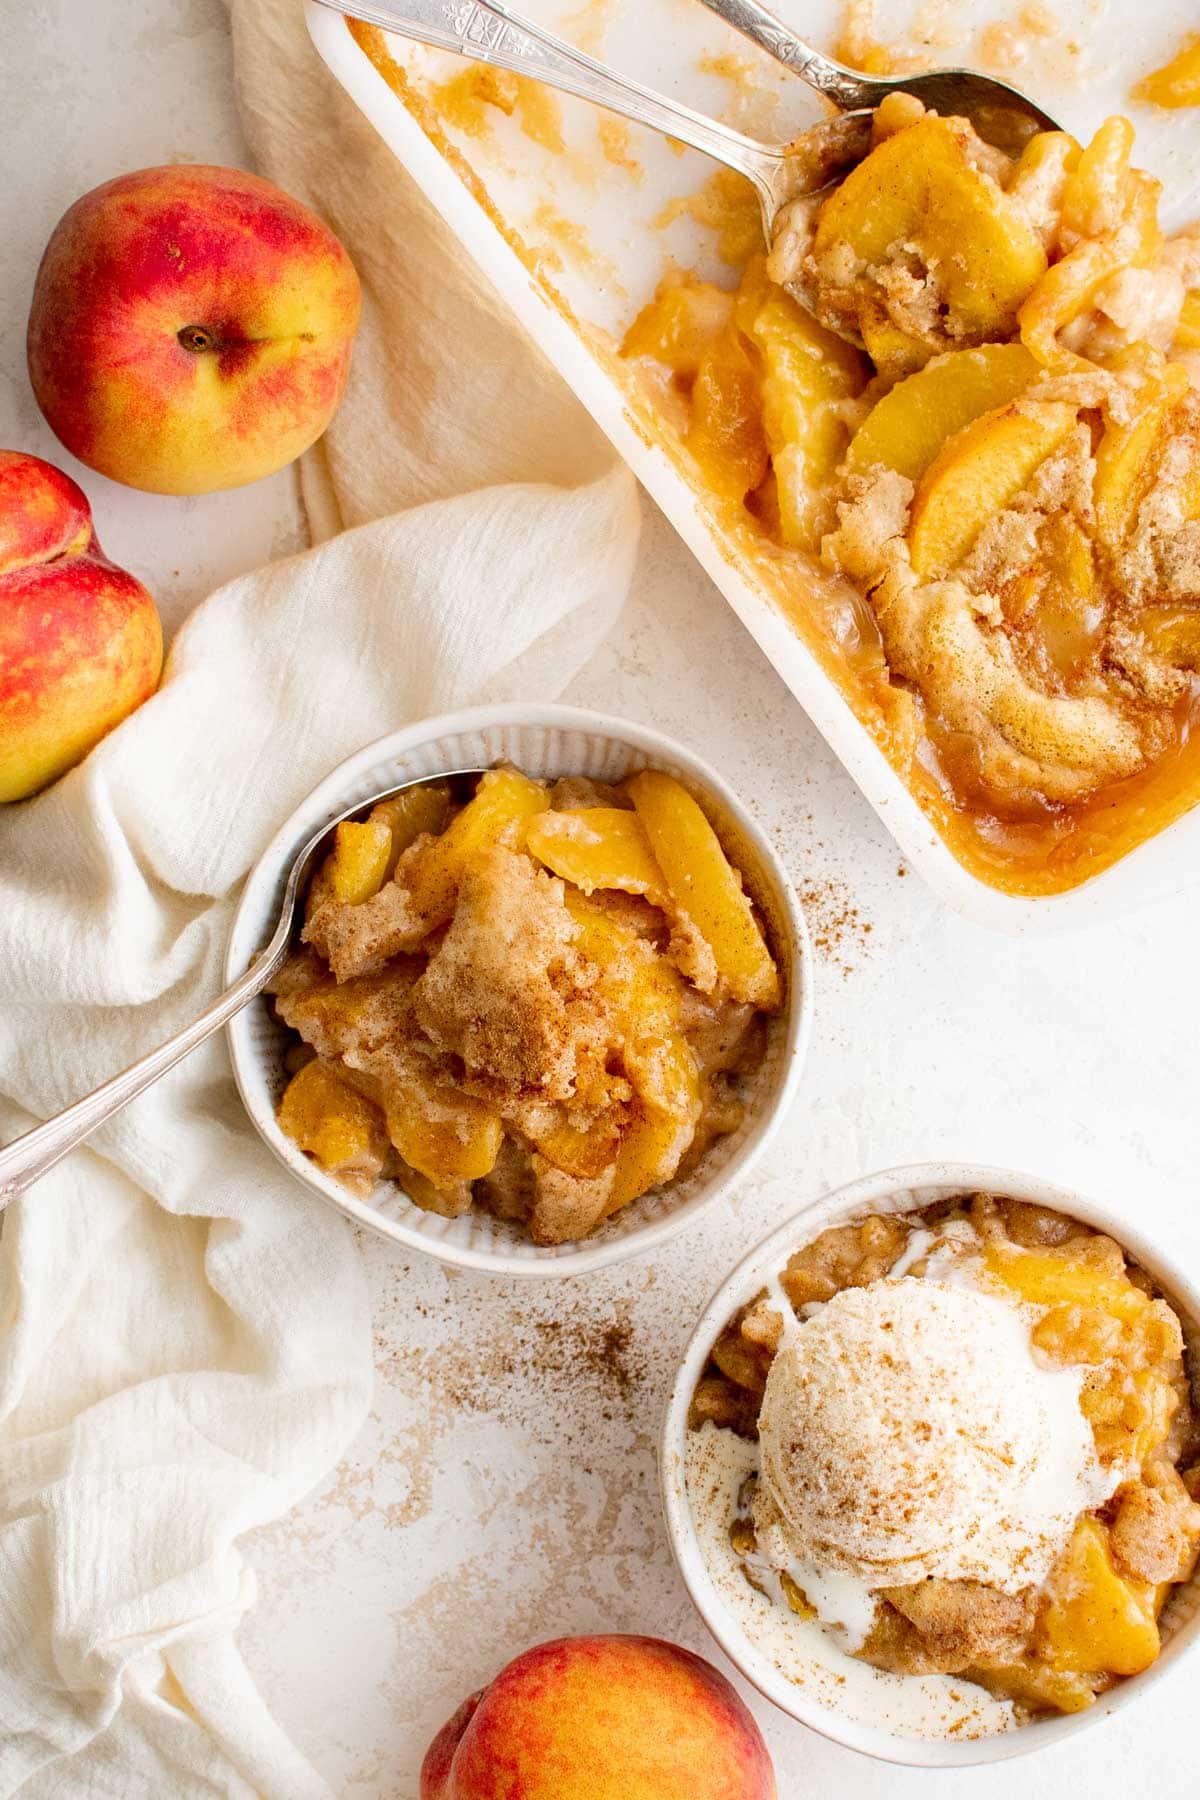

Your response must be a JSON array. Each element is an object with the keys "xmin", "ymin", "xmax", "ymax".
[{"xmin": 0, "ymin": 1, "xmax": 639, "ymax": 1792}]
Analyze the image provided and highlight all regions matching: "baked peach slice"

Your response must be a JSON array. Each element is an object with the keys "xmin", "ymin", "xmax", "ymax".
[
  {"xmin": 983, "ymin": 1241, "xmax": 1148, "ymax": 1322},
  {"xmin": 973, "ymin": 1661, "xmax": 1094, "ymax": 1716},
  {"xmin": 1037, "ymin": 1517, "xmax": 1161, "ymax": 1677},
  {"xmin": 325, "ymin": 820, "xmax": 393, "ymax": 906},
  {"xmin": 529, "ymin": 1110, "xmax": 626, "ymax": 1181},
  {"xmin": 1006, "ymin": 130, "xmax": 1081, "ymax": 237},
  {"xmin": 278, "ymin": 1058, "xmax": 389, "ymax": 1185},
  {"xmin": 371, "ymin": 784, "xmax": 451, "ymax": 874},
  {"xmin": 1093, "ymin": 354, "xmax": 1191, "ymax": 551},
  {"xmin": 1138, "ymin": 607, "xmax": 1200, "ymax": 670},
  {"xmin": 845, "ymin": 342, "xmax": 1040, "ymax": 483},
  {"xmin": 385, "ymin": 1076, "xmax": 504, "ymax": 1189},
  {"xmin": 811, "ymin": 116, "xmax": 1048, "ymax": 359},
  {"xmin": 687, "ymin": 322, "xmax": 769, "ymax": 502},
  {"xmin": 1021, "ymin": 514, "xmax": 1102, "ymax": 684},
  {"xmin": 747, "ymin": 282, "xmax": 867, "ymax": 549},
  {"xmin": 1019, "ymin": 155, "xmax": 1162, "ymax": 366},
  {"xmin": 626, "ymin": 770, "xmax": 779, "ymax": 1009},
  {"xmin": 1176, "ymin": 290, "xmax": 1200, "ymax": 352},
  {"xmin": 526, "ymin": 806, "xmax": 667, "ymax": 901},
  {"xmin": 621, "ymin": 275, "xmax": 734, "ymax": 376},
  {"xmin": 907, "ymin": 399, "xmax": 1078, "ymax": 577},
  {"xmin": 406, "ymin": 767, "xmax": 548, "ymax": 921},
  {"xmin": 318, "ymin": 786, "xmax": 453, "ymax": 907},
  {"xmin": 607, "ymin": 1033, "xmax": 703, "ymax": 1214}
]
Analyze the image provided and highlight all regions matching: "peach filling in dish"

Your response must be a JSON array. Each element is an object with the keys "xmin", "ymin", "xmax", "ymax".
[
  {"xmin": 270, "ymin": 767, "xmax": 780, "ymax": 1244},
  {"xmin": 622, "ymin": 98, "xmax": 1200, "ymax": 896},
  {"xmin": 687, "ymin": 1193, "xmax": 1200, "ymax": 1725}
]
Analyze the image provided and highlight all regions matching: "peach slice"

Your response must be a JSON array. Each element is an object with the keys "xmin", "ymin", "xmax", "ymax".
[
  {"xmin": 385, "ymin": 1079, "xmax": 504, "ymax": 1188},
  {"xmin": 907, "ymin": 399, "xmax": 1078, "ymax": 577},
  {"xmin": 1037, "ymin": 1517, "xmax": 1160, "ymax": 1677},
  {"xmin": 607, "ymin": 1034, "xmax": 703, "ymax": 1214},
  {"xmin": 1176, "ymin": 290, "xmax": 1200, "ymax": 351},
  {"xmin": 973, "ymin": 1660, "xmax": 1095, "ymax": 1716},
  {"xmin": 529, "ymin": 1110, "xmax": 626, "ymax": 1181},
  {"xmin": 687, "ymin": 323, "xmax": 769, "ymax": 502},
  {"xmin": 626, "ymin": 770, "xmax": 779, "ymax": 1009},
  {"xmin": 1019, "ymin": 161, "xmax": 1162, "ymax": 366},
  {"xmin": 1060, "ymin": 116, "xmax": 1136, "ymax": 240},
  {"xmin": 1093, "ymin": 354, "xmax": 1191, "ymax": 551},
  {"xmin": 278, "ymin": 1058, "xmax": 388, "ymax": 1177},
  {"xmin": 811, "ymin": 116, "xmax": 1048, "ymax": 352},
  {"xmin": 748, "ymin": 284, "xmax": 867, "ymax": 549},
  {"xmin": 406, "ymin": 767, "xmax": 548, "ymax": 921},
  {"xmin": 1023, "ymin": 514, "xmax": 1102, "ymax": 684},
  {"xmin": 621, "ymin": 276, "xmax": 734, "ymax": 377},
  {"xmin": 526, "ymin": 807, "xmax": 666, "ymax": 901},
  {"xmin": 983, "ymin": 1242, "xmax": 1147, "ymax": 1322},
  {"xmin": 326, "ymin": 820, "xmax": 394, "ymax": 905},
  {"xmin": 1007, "ymin": 130, "xmax": 1081, "ymax": 230},
  {"xmin": 1137, "ymin": 606, "xmax": 1200, "ymax": 669},
  {"xmin": 370, "ymin": 784, "xmax": 451, "ymax": 875},
  {"xmin": 845, "ymin": 343, "xmax": 1040, "ymax": 483}
]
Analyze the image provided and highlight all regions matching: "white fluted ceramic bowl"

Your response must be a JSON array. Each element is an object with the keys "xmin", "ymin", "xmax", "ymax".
[
  {"xmin": 226, "ymin": 704, "xmax": 812, "ymax": 1276},
  {"xmin": 661, "ymin": 1161, "xmax": 1200, "ymax": 1766}
]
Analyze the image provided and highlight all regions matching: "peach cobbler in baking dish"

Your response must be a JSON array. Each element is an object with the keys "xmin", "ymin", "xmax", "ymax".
[
  {"xmin": 622, "ymin": 100, "xmax": 1200, "ymax": 895},
  {"xmin": 687, "ymin": 1194, "xmax": 1200, "ymax": 1732},
  {"xmin": 270, "ymin": 767, "xmax": 780, "ymax": 1244}
]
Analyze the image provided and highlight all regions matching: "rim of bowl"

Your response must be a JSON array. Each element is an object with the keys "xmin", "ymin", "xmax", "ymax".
[
  {"xmin": 660, "ymin": 1160, "xmax": 1200, "ymax": 1767},
  {"xmin": 224, "ymin": 702, "xmax": 813, "ymax": 1277}
]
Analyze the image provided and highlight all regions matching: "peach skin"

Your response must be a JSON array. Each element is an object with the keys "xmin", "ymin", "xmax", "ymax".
[
  {"xmin": 0, "ymin": 450, "xmax": 162, "ymax": 800},
  {"xmin": 420, "ymin": 1634, "xmax": 776, "ymax": 1799},
  {"xmin": 27, "ymin": 165, "xmax": 361, "ymax": 495}
]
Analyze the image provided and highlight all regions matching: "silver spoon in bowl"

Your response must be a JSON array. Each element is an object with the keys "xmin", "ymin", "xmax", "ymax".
[
  {"xmin": 0, "ymin": 769, "xmax": 487, "ymax": 1210},
  {"xmin": 313, "ymin": 0, "xmax": 1060, "ymax": 255}
]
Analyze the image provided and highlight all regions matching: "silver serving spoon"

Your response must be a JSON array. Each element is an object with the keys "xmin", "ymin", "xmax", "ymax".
[
  {"xmin": 314, "ymin": 0, "xmax": 1059, "ymax": 253},
  {"xmin": 691, "ymin": 0, "xmax": 1059, "ymax": 154},
  {"xmin": 0, "ymin": 769, "xmax": 486, "ymax": 1211}
]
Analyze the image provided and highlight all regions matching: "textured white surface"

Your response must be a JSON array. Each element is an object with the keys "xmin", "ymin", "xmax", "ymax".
[{"xmin": 2, "ymin": 2, "xmax": 1198, "ymax": 1798}]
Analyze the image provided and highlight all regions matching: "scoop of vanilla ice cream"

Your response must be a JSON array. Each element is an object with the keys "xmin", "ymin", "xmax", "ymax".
[{"xmin": 756, "ymin": 1278, "xmax": 1114, "ymax": 1594}]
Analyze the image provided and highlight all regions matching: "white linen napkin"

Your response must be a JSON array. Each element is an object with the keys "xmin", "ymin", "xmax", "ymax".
[{"xmin": 0, "ymin": 0, "xmax": 640, "ymax": 1790}]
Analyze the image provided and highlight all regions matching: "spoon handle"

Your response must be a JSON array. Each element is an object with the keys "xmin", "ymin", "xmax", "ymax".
[
  {"xmin": 313, "ymin": 0, "xmax": 785, "ymax": 193},
  {"xmin": 688, "ymin": 0, "xmax": 865, "ymax": 104},
  {"xmin": 0, "ymin": 944, "xmax": 285, "ymax": 1212}
]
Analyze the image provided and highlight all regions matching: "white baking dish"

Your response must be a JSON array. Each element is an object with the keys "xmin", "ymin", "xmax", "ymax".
[{"xmin": 305, "ymin": 0, "xmax": 1200, "ymax": 933}]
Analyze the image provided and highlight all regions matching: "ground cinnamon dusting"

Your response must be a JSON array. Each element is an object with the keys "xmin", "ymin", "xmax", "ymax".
[
  {"xmin": 797, "ymin": 877, "xmax": 874, "ymax": 977},
  {"xmin": 397, "ymin": 1292, "xmax": 649, "ymax": 1428}
]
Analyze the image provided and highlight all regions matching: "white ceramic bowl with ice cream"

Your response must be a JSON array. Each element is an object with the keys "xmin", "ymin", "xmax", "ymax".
[{"xmin": 660, "ymin": 1163, "xmax": 1200, "ymax": 1767}]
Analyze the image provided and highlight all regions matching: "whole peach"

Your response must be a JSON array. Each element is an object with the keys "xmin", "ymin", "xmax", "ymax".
[
  {"xmin": 0, "ymin": 451, "xmax": 162, "ymax": 800},
  {"xmin": 27, "ymin": 165, "xmax": 361, "ymax": 495},
  {"xmin": 420, "ymin": 1635, "xmax": 776, "ymax": 1799}
]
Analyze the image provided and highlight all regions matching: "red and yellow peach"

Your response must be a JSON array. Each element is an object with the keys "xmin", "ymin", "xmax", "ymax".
[
  {"xmin": 0, "ymin": 450, "xmax": 162, "ymax": 800},
  {"xmin": 420, "ymin": 1635, "xmax": 776, "ymax": 1800},
  {"xmin": 27, "ymin": 164, "xmax": 361, "ymax": 496}
]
